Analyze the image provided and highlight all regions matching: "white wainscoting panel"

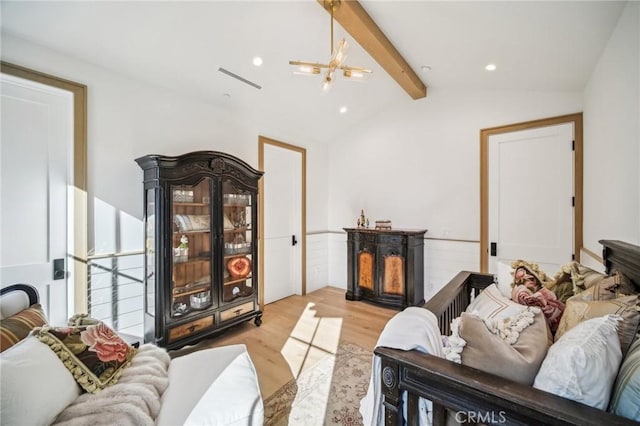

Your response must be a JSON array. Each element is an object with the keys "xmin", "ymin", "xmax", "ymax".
[
  {"xmin": 306, "ymin": 233, "xmax": 330, "ymax": 293},
  {"xmin": 424, "ymin": 240, "xmax": 480, "ymax": 301},
  {"xmin": 328, "ymin": 232, "xmax": 348, "ymax": 289},
  {"xmin": 579, "ymin": 248, "xmax": 605, "ymax": 273}
]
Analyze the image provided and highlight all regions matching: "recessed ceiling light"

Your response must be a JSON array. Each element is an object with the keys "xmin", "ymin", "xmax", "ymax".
[
  {"xmin": 339, "ymin": 106, "xmax": 348, "ymax": 114},
  {"xmin": 253, "ymin": 57, "xmax": 263, "ymax": 66},
  {"xmin": 485, "ymin": 63, "xmax": 497, "ymax": 71},
  {"xmin": 421, "ymin": 65, "xmax": 432, "ymax": 72}
]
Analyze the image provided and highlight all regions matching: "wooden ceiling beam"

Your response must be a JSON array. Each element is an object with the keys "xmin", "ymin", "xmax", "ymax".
[{"xmin": 318, "ymin": 0, "xmax": 427, "ymax": 100}]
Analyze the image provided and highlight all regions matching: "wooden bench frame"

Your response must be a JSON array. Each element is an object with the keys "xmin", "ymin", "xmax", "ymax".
[{"xmin": 375, "ymin": 240, "xmax": 640, "ymax": 426}]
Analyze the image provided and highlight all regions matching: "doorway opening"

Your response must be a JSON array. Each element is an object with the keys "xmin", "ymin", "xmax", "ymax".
[
  {"xmin": 258, "ymin": 136, "xmax": 307, "ymax": 307},
  {"xmin": 0, "ymin": 61, "xmax": 87, "ymax": 316},
  {"xmin": 480, "ymin": 113, "xmax": 583, "ymax": 272}
]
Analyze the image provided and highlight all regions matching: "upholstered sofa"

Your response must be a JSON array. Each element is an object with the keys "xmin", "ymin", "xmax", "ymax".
[
  {"xmin": 0, "ymin": 284, "xmax": 264, "ymax": 426},
  {"xmin": 372, "ymin": 240, "xmax": 640, "ymax": 425}
]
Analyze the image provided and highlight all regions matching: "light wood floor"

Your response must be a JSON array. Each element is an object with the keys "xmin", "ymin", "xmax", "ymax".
[{"xmin": 169, "ymin": 286, "xmax": 397, "ymax": 399}]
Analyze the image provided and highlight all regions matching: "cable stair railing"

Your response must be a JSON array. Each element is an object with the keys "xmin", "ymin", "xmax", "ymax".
[{"xmin": 86, "ymin": 250, "xmax": 144, "ymax": 337}]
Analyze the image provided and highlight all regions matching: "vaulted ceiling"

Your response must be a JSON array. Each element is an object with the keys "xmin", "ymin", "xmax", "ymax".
[{"xmin": 0, "ymin": 1, "xmax": 627, "ymax": 142}]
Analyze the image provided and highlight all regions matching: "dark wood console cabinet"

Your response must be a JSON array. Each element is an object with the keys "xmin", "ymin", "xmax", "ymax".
[{"xmin": 344, "ymin": 228, "xmax": 427, "ymax": 309}]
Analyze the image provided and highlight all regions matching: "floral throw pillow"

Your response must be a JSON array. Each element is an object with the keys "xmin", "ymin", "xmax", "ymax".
[
  {"xmin": 34, "ymin": 322, "xmax": 137, "ymax": 393},
  {"xmin": 512, "ymin": 285, "xmax": 565, "ymax": 334}
]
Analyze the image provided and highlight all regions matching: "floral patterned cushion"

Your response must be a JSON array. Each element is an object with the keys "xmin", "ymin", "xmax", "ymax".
[
  {"xmin": 34, "ymin": 322, "xmax": 137, "ymax": 393},
  {"xmin": 512, "ymin": 285, "xmax": 565, "ymax": 334},
  {"xmin": 0, "ymin": 303, "xmax": 47, "ymax": 352}
]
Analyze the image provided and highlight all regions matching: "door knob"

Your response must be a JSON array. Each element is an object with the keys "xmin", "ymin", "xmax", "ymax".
[{"xmin": 292, "ymin": 235, "xmax": 298, "ymax": 246}]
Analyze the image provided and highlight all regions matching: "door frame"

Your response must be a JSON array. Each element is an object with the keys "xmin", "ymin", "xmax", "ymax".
[
  {"xmin": 1, "ymin": 61, "xmax": 88, "ymax": 313},
  {"xmin": 480, "ymin": 113, "xmax": 583, "ymax": 272},
  {"xmin": 258, "ymin": 136, "xmax": 306, "ymax": 309}
]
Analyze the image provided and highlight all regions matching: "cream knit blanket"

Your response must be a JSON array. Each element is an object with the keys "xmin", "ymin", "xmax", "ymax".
[{"xmin": 53, "ymin": 344, "xmax": 171, "ymax": 426}]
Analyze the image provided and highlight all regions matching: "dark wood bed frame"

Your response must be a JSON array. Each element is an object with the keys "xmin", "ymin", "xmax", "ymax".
[{"xmin": 375, "ymin": 240, "xmax": 640, "ymax": 426}]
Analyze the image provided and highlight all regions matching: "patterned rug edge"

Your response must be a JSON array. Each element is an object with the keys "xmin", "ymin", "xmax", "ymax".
[{"xmin": 263, "ymin": 341, "xmax": 372, "ymax": 426}]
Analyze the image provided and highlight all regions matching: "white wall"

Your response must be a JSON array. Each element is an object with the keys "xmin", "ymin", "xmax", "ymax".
[
  {"xmin": 1, "ymin": 34, "xmax": 330, "ymax": 254},
  {"xmin": 322, "ymin": 3, "xmax": 640, "ymax": 296},
  {"xmin": 4, "ymin": 2, "xmax": 638, "ymax": 309},
  {"xmin": 306, "ymin": 232, "xmax": 330, "ymax": 294},
  {"xmin": 327, "ymin": 89, "xmax": 582, "ymax": 238},
  {"xmin": 1, "ymin": 34, "xmax": 329, "ymax": 334},
  {"xmin": 583, "ymin": 2, "xmax": 640, "ymax": 250},
  {"xmin": 322, "ymin": 5, "xmax": 639, "ymax": 298},
  {"xmin": 326, "ymin": 88, "xmax": 583, "ymax": 293}
]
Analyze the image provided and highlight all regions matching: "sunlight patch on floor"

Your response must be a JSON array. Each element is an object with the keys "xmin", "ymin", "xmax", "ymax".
[
  {"xmin": 280, "ymin": 302, "xmax": 343, "ymax": 424},
  {"xmin": 282, "ymin": 302, "xmax": 343, "ymax": 378}
]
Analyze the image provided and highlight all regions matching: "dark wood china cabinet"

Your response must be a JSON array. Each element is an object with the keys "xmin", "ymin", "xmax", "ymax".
[{"xmin": 136, "ymin": 151, "xmax": 263, "ymax": 349}]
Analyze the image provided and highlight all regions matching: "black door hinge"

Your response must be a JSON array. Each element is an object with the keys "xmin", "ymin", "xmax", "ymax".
[
  {"xmin": 572, "ymin": 253, "xmax": 575, "ymax": 260},
  {"xmin": 572, "ymin": 140, "xmax": 575, "ymax": 151},
  {"xmin": 572, "ymin": 196, "xmax": 575, "ymax": 207}
]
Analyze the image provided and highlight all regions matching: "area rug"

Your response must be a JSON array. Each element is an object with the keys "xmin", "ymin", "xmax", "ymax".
[{"xmin": 263, "ymin": 341, "xmax": 373, "ymax": 426}]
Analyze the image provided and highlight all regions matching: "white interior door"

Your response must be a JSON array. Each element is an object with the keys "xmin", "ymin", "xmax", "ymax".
[
  {"xmin": 488, "ymin": 123, "xmax": 574, "ymax": 275},
  {"xmin": 263, "ymin": 144, "xmax": 302, "ymax": 304},
  {"xmin": 0, "ymin": 73, "xmax": 73, "ymax": 325}
]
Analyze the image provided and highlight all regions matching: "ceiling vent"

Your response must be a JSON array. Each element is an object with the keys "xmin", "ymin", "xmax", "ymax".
[{"xmin": 218, "ymin": 67, "xmax": 262, "ymax": 90}]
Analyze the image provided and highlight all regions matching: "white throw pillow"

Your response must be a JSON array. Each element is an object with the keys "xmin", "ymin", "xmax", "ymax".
[
  {"xmin": 0, "ymin": 290, "xmax": 31, "ymax": 319},
  {"xmin": 466, "ymin": 283, "xmax": 525, "ymax": 320},
  {"xmin": 495, "ymin": 261, "xmax": 514, "ymax": 298},
  {"xmin": 533, "ymin": 314, "xmax": 623, "ymax": 409},
  {"xmin": 158, "ymin": 344, "xmax": 263, "ymax": 426},
  {"xmin": 1, "ymin": 335, "xmax": 82, "ymax": 425}
]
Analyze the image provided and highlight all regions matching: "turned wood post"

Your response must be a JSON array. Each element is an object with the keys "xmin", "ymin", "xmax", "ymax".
[{"xmin": 381, "ymin": 358, "xmax": 403, "ymax": 426}]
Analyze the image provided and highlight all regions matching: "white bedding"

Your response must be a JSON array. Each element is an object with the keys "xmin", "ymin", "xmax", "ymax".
[
  {"xmin": 156, "ymin": 344, "xmax": 263, "ymax": 426},
  {"xmin": 359, "ymin": 307, "xmax": 444, "ymax": 426}
]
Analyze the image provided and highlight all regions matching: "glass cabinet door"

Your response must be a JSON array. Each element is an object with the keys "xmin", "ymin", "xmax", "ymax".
[
  {"xmin": 222, "ymin": 180, "xmax": 255, "ymax": 303},
  {"xmin": 170, "ymin": 179, "xmax": 213, "ymax": 318}
]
